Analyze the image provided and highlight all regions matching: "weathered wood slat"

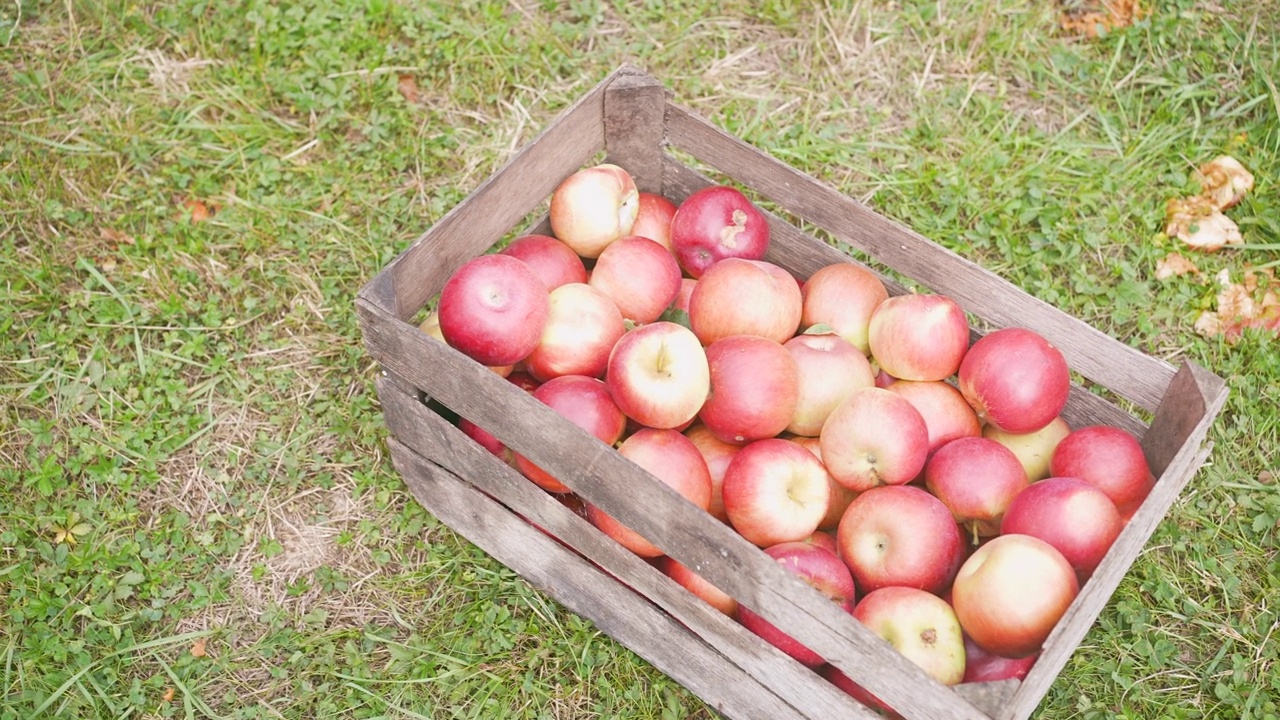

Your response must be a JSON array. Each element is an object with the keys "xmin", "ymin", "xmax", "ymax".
[
  {"xmin": 662, "ymin": 102, "xmax": 1176, "ymax": 414},
  {"xmin": 603, "ymin": 70, "xmax": 667, "ymax": 194},
  {"xmin": 376, "ymin": 377, "xmax": 881, "ymax": 720},
  {"xmin": 357, "ymin": 69, "xmax": 623, "ymax": 320},
  {"xmin": 999, "ymin": 362, "xmax": 1228, "ymax": 720},
  {"xmin": 356, "ymin": 297, "xmax": 989, "ymax": 720},
  {"xmin": 387, "ymin": 439, "xmax": 812, "ymax": 720},
  {"xmin": 661, "ymin": 157, "xmax": 1148, "ymax": 440}
]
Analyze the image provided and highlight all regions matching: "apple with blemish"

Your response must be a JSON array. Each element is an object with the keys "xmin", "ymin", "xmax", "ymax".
[{"xmin": 670, "ymin": 185, "xmax": 770, "ymax": 278}]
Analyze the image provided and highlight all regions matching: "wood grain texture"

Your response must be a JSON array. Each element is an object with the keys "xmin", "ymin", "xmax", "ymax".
[
  {"xmin": 663, "ymin": 102, "xmax": 1176, "ymax": 414},
  {"xmin": 603, "ymin": 69, "xmax": 667, "ymax": 194},
  {"xmin": 661, "ymin": 156, "xmax": 1148, "ymax": 440},
  {"xmin": 356, "ymin": 69, "xmax": 626, "ymax": 321},
  {"xmin": 1141, "ymin": 362, "xmax": 1229, "ymax": 477},
  {"xmin": 387, "ymin": 439, "xmax": 812, "ymax": 720},
  {"xmin": 998, "ymin": 363, "xmax": 1227, "ymax": 720},
  {"xmin": 357, "ymin": 297, "xmax": 988, "ymax": 720},
  {"xmin": 376, "ymin": 377, "xmax": 880, "ymax": 720}
]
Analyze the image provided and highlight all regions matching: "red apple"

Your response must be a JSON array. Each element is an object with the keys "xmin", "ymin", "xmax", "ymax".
[
  {"xmin": 854, "ymin": 586, "xmax": 966, "ymax": 686},
  {"xmin": 924, "ymin": 437, "xmax": 1030, "ymax": 540},
  {"xmin": 837, "ymin": 485, "xmax": 964, "ymax": 595},
  {"xmin": 670, "ymin": 277, "xmax": 697, "ymax": 316},
  {"xmin": 957, "ymin": 327, "xmax": 1071, "ymax": 434},
  {"xmin": 420, "ymin": 310, "xmax": 513, "ymax": 376},
  {"xmin": 951, "ymin": 534, "xmax": 1079, "ymax": 658},
  {"xmin": 790, "ymin": 436, "xmax": 857, "ymax": 531},
  {"xmin": 886, "ymin": 380, "xmax": 982, "ymax": 458},
  {"xmin": 689, "ymin": 258, "xmax": 802, "ymax": 346},
  {"xmin": 803, "ymin": 530, "xmax": 839, "ymax": 555},
  {"xmin": 499, "ymin": 234, "xmax": 588, "ymax": 290},
  {"xmin": 737, "ymin": 541, "xmax": 856, "ymax": 667},
  {"xmin": 800, "ymin": 262, "xmax": 888, "ymax": 355},
  {"xmin": 699, "ymin": 335, "xmax": 799, "ymax": 445},
  {"xmin": 962, "ymin": 634, "xmax": 1038, "ymax": 683},
  {"xmin": 587, "ymin": 429, "xmax": 712, "ymax": 557},
  {"xmin": 515, "ymin": 375, "xmax": 626, "ymax": 493},
  {"xmin": 784, "ymin": 331, "xmax": 876, "ymax": 437},
  {"xmin": 819, "ymin": 387, "xmax": 929, "ymax": 492},
  {"xmin": 1050, "ymin": 425, "xmax": 1154, "ymax": 517},
  {"xmin": 660, "ymin": 556, "xmax": 737, "ymax": 616},
  {"xmin": 670, "ymin": 185, "xmax": 770, "ymax": 278},
  {"xmin": 631, "ymin": 192, "xmax": 678, "ymax": 251},
  {"xmin": 684, "ymin": 423, "xmax": 741, "ymax": 523},
  {"xmin": 524, "ymin": 283, "xmax": 625, "ymax": 381},
  {"xmin": 1001, "ymin": 476, "xmax": 1123, "ymax": 580},
  {"xmin": 983, "ymin": 416, "xmax": 1071, "ymax": 482},
  {"xmin": 867, "ymin": 293, "xmax": 970, "ymax": 382},
  {"xmin": 505, "ymin": 370, "xmax": 542, "ymax": 394},
  {"xmin": 549, "ymin": 163, "xmax": 639, "ymax": 258},
  {"xmin": 437, "ymin": 254, "xmax": 551, "ymax": 367},
  {"xmin": 589, "ymin": 236, "xmax": 683, "ymax": 324},
  {"xmin": 605, "ymin": 321, "xmax": 710, "ymax": 430},
  {"xmin": 722, "ymin": 438, "xmax": 831, "ymax": 547}
]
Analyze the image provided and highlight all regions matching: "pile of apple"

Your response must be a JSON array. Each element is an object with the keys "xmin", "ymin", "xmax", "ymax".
[{"xmin": 422, "ymin": 163, "xmax": 1154, "ymax": 716}]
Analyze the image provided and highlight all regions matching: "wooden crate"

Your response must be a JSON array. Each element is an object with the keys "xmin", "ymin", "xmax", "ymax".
[{"xmin": 355, "ymin": 65, "xmax": 1228, "ymax": 720}]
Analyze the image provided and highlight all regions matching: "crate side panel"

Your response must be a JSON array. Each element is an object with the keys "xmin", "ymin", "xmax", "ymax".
[
  {"xmin": 661, "ymin": 157, "xmax": 1147, "ymax": 439},
  {"xmin": 603, "ymin": 71, "xmax": 667, "ymax": 194},
  {"xmin": 663, "ymin": 103, "xmax": 1175, "ymax": 414},
  {"xmin": 357, "ymin": 298, "xmax": 988, "ymax": 720},
  {"xmin": 376, "ymin": 378, "xmax": 881, "ymax": 720},
  {"xmin": 388, "ymin": 440, "xmax": 810, "ymax": 720}
]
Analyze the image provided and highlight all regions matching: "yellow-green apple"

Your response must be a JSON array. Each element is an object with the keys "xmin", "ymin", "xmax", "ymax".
[
  {"xmin": 669, "ymin": 184, "xmax": 769, "ymax": 278},
  {"xmin": 951, "ymin": 533, "xmax": 1079, "ymax": 658},
  {"xmin": 1050, "ymin": 425, "xmax": 1154, "ymax": 517},
  {"xmin": 589, "ymin": 236, "xmax": 683, "ymax": 324},
  {"xmin": 924, "ymin": 437, "xmax": 1030, "ymax": 541},
  {"xmin": 737, "ymin": 541, "xmax": 856, "ymax": 667},
  {"xmin": 799, "ymin": 262, "xmax": 888, "ymax": 355},
  {"xmin": 419, "ymin": 310, "xmax": 513, "ymax": 376},
  {"xmin": 586, "ymin": 428, "xmax": 712, "ymax": 557},
  {"xmin": 958, "ymin": 327, "xmax": 1070, "ymax": 434},
  {"xmin": 855, "ymin": 587, "xmax": 966, "ymax": 685},
  {"xmin": 790, "ymin": 436, "xmax": 857, "ymax": 531},
  {"xmin": 837, "ymin": 485, "xmax": 964, "ymax": 595},
  {"xmin": 962, "ymin": 634, "xmax": 1038, "ymax": 683},
  {"xmin": 524, "ymin": 283, "xmax": 625, "ymax": 381},
  {"xmin": 784, "ymin": 331, "xmax": 876, "ymax": 437},
  {"xmin": 689, "ymin": 258, "xmax": 802, "ymax": 345},
  {"xmin": 819, "ymin": 387, "xmax": 929, "ymax": 492},
  {"xmin": 660, "ymin": 556, "xmax": 737, "ymax": 616},
  {"xmin": 683, "ymin": 423, "xmax": 741, "ymax": 523},
  {"xmin": 631, "ymin": 192, "xmax": 678, "ymax": 252},
  {"xmin": 515, "ymin": 375, "xmax": 626, "ymax": 493},
  {"xmin": 699, "ymin": 335, "xmax": 799, "ymax": 444},
  {"xmin": 1000, "ymin": 476, "xmax": 1122, "ymax": 581},
  {"xmin": 605, "ymin": 321, "xmax": 710, "ymax": 430},
  {"xmin": 437, "ymin": 254, "xmax": 550, "ymax": 366},
  {"xmin": 983, "ymin": 417, "xmax": 1071, "ymax": 482},
  {"xmin": 499, "ymin": 234, "xmax": 588, "ymax": 290},
  {"xmin": 549, "ymin": 163, "xmax": 639, "ymax": 258},
  {"xmin": 867, "ymin": 293, "xmax": 970, "ymax": 381},
  {"xmin": 886, "ymin": 380, "xmax": 981, "ymax": 457},
  {"xmin": 722, "ymin": 438, "xmax": 831, "ymax": 547}
]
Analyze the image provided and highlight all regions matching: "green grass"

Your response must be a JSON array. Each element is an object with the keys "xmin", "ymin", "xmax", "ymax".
[{"xmin": 2, "ymin": 0, "xmax": 1279, "ymax": 718}]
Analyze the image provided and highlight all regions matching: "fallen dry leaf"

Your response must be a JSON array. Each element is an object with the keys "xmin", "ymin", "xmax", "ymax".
[
  {"xmin": 99, "ymin": 227, "xmax": 135, "ymax": 247},
  {"xmin": 1195, "ymin": 155, "xmax": 1254, "ymax": 211},
  {"xmin": 190, "ymin": 637, "xmax": 208, "ymax": 658},
  {"xmin": 1060, "ymin": 0, "xmax": 1145, "ymax": 37},
  {"xmin": 162, "ymin": 687, "xmax": 176, "ymax": 702},
  {"xmin": 1165, "ymin": 195, "xmax": 1243, "ymax": 251},
  {"xmin": 183, "ymin": 199, "xmax": 215, "ymax": 223},
  {"xmin": 1196, "ymin": 269, "xmax": 1280, "ymax": 342},
  {"xmin": 1154, "ymin": 252, "xmax": 1200, "ymax": 280},
  {"xmin": 398, "ymin": 74, "xmax": 421, "ymax": 104}
]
